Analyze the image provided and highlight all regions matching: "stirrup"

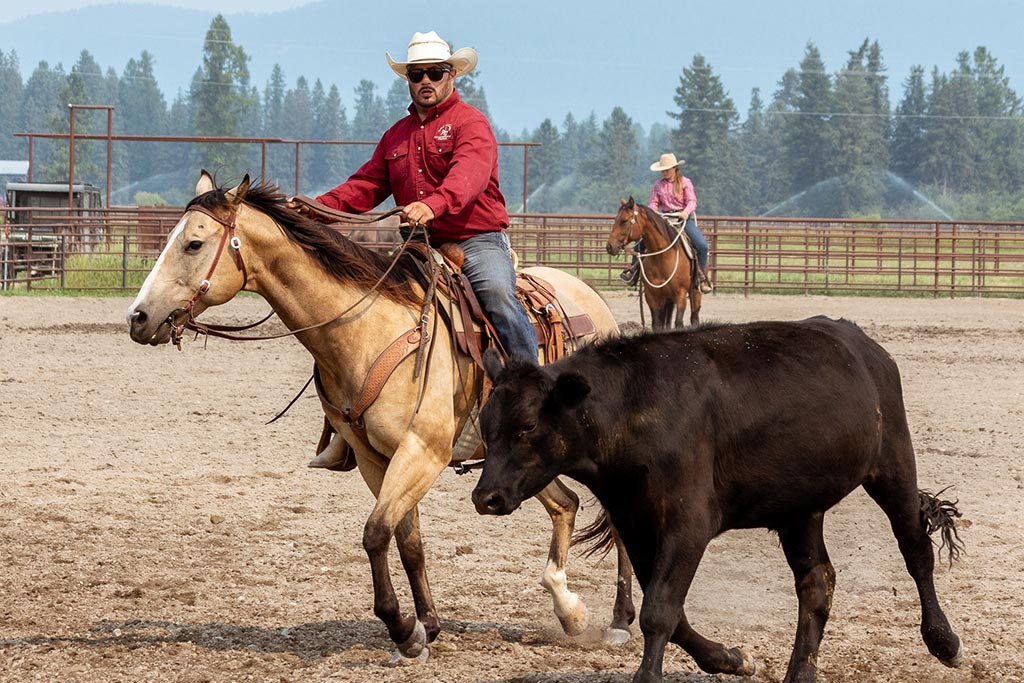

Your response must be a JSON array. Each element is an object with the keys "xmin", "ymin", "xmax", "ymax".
[
  {"xmin": 619, "ymin": 266, "xmax": 639, "ymax": 286},
  {"xmin": 699, "ymin": 277, "xmax": 713, "ymax": 293}
]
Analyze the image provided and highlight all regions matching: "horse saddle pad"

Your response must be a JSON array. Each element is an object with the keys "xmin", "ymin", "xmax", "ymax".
[
  {"xmin": 664, "ymin": 215, "xmax": 696, "ymax": 260},
  {"xmin": 432, "ymin": 255, "xmax": 596, "ymax": 365}
]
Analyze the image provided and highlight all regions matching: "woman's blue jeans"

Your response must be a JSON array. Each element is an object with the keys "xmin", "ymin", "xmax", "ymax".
[
  {"xmin": 459, "ymin": 231, "xmax": 538, "ymax": 360},
  {"xmin": 683, "ymin": 215, "xmax": 710, "ymax": 273}
]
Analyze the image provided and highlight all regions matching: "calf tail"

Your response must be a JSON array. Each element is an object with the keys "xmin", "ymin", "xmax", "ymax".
[
  {"xmin": 919, "ymin": 487, "xmax": 966, "ymax": 567},
  {"xmin": 571, "ymin": 507, "xmax": 616, "ymax": 559}
]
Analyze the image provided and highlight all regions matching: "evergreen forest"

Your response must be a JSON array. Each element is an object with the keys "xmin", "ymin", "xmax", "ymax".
[{"xmin": 1, "ymin": 15, "xmax": 1022, "ymax": 219}]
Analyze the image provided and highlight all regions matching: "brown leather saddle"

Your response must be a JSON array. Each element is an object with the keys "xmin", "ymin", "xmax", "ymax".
[{"xmin": 312, "ymin": 239, "xmax": 598, "ymax": 472}]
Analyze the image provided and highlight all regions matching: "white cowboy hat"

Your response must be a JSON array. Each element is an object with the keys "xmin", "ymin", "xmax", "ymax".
[
  {"xmin": 386, "ymin": 30, "xmax": 478, "ymax": 80},
  {"xmin": 650, "ymin": 153, "xmax": 686, "ymax": 172}
]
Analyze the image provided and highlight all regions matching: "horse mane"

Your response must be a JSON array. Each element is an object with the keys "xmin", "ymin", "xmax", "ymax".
[
  {"xmin": 187, "ymin": 179, "xmax": 422, "ymax": 307},
  {"xmin": 636, "ymin": 204, "xmax": 678, "ymax": 242}
]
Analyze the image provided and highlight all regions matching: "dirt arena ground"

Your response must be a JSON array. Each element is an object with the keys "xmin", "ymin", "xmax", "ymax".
[{"xmin": 1, "ymin": 291, "xmax": 1022, "ymax": 683}]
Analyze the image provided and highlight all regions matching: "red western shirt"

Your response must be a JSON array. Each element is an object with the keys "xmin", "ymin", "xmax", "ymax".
[{"xmin": 315, "ymin": 90, "xmax": 508, "ymax": 244}]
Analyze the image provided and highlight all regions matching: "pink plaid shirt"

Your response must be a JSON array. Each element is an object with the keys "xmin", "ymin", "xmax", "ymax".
[{"xmin": 648, "ymin": 176, "xmax": 697, "ymax": 215}]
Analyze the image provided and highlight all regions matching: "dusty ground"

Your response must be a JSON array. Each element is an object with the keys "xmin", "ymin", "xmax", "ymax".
[{"xmin": 1, "ymin": 291, "xmax": 1022, "ymax": 683}]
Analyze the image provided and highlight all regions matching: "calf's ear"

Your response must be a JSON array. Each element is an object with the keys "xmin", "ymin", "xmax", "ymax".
[
  {"xmin": 550, "ymin": 371, "xmax": 590, "ymax": 411},
  {"xmin": 483, "ymin": 348, "xmax": 505, "ymax": 382}
]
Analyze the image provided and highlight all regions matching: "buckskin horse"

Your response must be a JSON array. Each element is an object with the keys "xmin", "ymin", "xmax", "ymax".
[
  {"xmin": 607, "ymin": 197, "xmax": 702, "ymax": 330},
  {"xmin": 473, "ymin": 318, "xmax": 964, "ymax": 683},
  {"xmin": 126, "ymin": 171, "xmax": 636, "ymax": 664}
]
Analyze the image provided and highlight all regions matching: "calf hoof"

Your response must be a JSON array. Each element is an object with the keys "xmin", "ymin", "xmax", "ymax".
[
  {"xmin": 940, "ymin": 641, "xmax": 964, "ymax": 668},
  {"xmin": 602, "ymin": 627, "xmax": 631, "ymax": 646},
  {"xmin": 557, "ymin": 601, "xmax": 590, "ymax": 637}
]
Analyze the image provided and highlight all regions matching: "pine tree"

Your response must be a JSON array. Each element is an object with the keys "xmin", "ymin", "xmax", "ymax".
[
  {"xmin": 669, "ymin": 54, "xmax": 738, "ymax": 214},
  {"xmin": 970, "ymin": 47, "xmax": 1024, "ymax": 193},
  {"xmin": 829, "ymin": 39, "xmax": 889, "ymax": 214},
  {"xmin": 385, "ymin": 79, "xmax": 409, "ymax": 122},
  {"xmin": 119, "ymin": 51, "xmax": 168, "ymax": 187},
  {"xmin": 529, "ymin": 119, "xmax": 562, "ymax": 192},
  {"xmin": 280, "ymin": 76, "xmax": 314, "ymax": 189},
  {"xmin": 782, "ymin": 42, "xmax": 833, "ymax": 195},
  {"xmin": 919, "ymin": 56, "xmax": 979, "ymax": 194},
  {"xmin": 351, "ymin": 79, "xmax": 386, "ymax": 142},
  {"xmin": 891, "ymin": 65, "xmax": 928, "ymax": 183},
  {"xmin": 0, "ymin": 50, "xmax": 24, "ymax": 160},
  {"xmin": 191, "ymin": 14, "xmax": 251, "ymax": 178}
]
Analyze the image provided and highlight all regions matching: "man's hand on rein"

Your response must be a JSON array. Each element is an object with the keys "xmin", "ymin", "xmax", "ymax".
[{"xmin": 402, "ymin": 201, "xmax": 435, "ymax": 227}]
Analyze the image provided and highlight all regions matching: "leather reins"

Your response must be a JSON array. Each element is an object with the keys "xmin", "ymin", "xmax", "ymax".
[{"xmin": 170, "ymin": 201, "xmax": 412, "ymax": 347}]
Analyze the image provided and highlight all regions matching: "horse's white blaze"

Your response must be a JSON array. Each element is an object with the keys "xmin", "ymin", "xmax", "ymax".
[{"xmin": 127, "ymin": 215, "xmax": 187, "ymax": 320}]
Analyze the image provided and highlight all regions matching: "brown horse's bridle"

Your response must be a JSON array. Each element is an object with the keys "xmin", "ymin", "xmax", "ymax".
[
  {"xmin": 620, "ymin": 207, "xmax": 642, "ymax": 245},
  {"xmin": 168, "ymin": 204, "xmax": 248, "ymax": 348}
]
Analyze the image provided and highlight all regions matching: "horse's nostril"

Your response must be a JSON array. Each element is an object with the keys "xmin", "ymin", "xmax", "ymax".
[{"xmin": 131, "ymin": 310, "xmax": 148, "ymax": 326}]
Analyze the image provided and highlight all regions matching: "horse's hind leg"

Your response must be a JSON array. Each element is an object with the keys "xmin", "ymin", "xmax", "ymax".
[
  {"xmin": 778, "ymin": 512, "xmax": 836, "ymax": 683},
  {"xmin": 689, "ymin": 287, "xmax": 701, "ymax": 326},
  {"xmin": 863, "ymin": 465, "xmax": 963, "ymax": 667},
  {"xmin": 534, "ymin": 478, "xmax": 589, "ymax": 635}
]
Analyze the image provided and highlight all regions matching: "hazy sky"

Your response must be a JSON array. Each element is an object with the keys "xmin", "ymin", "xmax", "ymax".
[
  {"xmin": 4, "ymin": 0, "xmax": 1023, "ymax": 134},
  {"xmin": 3, "ymin": 0, "xmax": 315, "ymax": 22}
]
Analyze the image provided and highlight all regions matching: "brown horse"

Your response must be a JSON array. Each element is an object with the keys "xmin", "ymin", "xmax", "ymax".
[
  {"xmin": 126, "ymin": 172, "xmax": 636, "ymax": 664},
  {"xmin": 607, "ymin": 197, "xmax": 702, "ymax": 330}
]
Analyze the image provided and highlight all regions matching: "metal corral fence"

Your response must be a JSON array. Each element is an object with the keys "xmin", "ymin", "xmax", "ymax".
[{"xmin": 3, "ymin": 207, "xmax": 1024, "ymax": 297}]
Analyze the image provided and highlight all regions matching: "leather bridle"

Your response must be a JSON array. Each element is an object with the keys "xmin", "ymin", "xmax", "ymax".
[
  {"xmin": 168, "ymin": 204, "xmax": 248, "ymax": 347},
  {"xmin": 617, "ymin": 207, "xmax": 643, "ymax": 245}
]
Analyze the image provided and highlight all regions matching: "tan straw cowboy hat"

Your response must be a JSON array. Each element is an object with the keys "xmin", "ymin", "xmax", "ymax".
[
  {"xmin": 386, "ymin": 31, "xmax": 478, "ymax": 80},
  {"xmin": 650, "ymin": 153, "xmax": 686, "ymax": 172}
]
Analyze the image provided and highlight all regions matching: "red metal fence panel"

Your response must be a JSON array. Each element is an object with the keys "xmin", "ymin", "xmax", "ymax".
[{"xmin": 3, "ymin": 208, "xmax": 1023, "ymax": 297}]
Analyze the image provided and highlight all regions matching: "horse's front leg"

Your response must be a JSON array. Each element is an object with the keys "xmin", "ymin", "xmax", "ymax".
[
  {"xmin": 358, "ymin": 434, "xmax": 449, "ymax": 664},
  {"xmin": 534, "ymin": 478, "xmax": 589, "ymax": 635},
  {"xmin": 673, "ymin": 289, "xmax": 690, "ymax": 329}
]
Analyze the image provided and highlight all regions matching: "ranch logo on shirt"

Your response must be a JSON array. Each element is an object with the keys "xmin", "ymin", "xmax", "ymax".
[{"xmin": 434, "ymin": 124, "xmax": 453, "ymax": 141}]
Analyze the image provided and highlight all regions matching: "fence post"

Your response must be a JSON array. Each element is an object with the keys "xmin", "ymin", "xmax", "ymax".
[
  {"xmin": 122, "ymin": 234, "xmax": 129, "ymax": 289},
  {"xmin": 949, "ymin": 223, "xmax": 957, "ymax": 299}
]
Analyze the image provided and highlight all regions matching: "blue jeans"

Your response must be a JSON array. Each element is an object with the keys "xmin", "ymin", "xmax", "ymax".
[
  {"xmin": 683, "ymin": 215, "xmax": 710, "ymax": 273},
  {"xmin": 459, "ymin": 231, "xmax": 538, "ymax": 360}
]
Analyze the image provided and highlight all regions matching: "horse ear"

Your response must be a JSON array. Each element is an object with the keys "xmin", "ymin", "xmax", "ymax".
[
  {"xmin": 196, "ymin": 170, "xmax": 214, "ymax": 195},
  {"xmin": 619, "ymin": 196, "xmax": 627, "ymax": 206},
  {"xmin": 227, "ymin": 174, "xmax": 251, "ymax": 205},
  {"xmin": 626, "ymin": 196, "xmax": 635, "ymax": 209}
]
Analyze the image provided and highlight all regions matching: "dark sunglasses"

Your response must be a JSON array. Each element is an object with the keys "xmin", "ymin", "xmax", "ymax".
[{"xmin": 407, "ymin": 66, "xmax": 451, "ymax": 83}]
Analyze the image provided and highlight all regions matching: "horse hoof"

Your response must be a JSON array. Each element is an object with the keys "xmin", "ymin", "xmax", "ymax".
[
  {"xmin": 557, "ymin": 601, "xmax": 589, "ymax": 636},
  {"xmin": 736, "ymin": 646, "xmax": 757, "ymax": 676},
  {"xmin": 602, "ymin": 627, "xmax": 631, "ymax": 647},
  {"xmin": 387, "ymin": 620, "xmax": 428, "ymax": 666},
  {"xmin": 387, "ymin": 645, "xmax": 429, "ymax": 666},
  {"xmin": 941, "ymin": 642, "xmax": 964, "ymax": 668}
]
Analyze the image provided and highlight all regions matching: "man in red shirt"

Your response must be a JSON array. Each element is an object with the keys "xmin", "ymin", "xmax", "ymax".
[{"xmin": 292, "ymin": 30, "xmax": 537, "ymax": 362}]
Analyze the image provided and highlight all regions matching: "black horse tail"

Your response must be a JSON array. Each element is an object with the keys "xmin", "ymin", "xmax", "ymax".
[
  {"xmin": 571, "ymin": 507, "xmax": 616, "ymax": 559},
  {"xmin": 919, "ymin": 487, "xmax": 966, "ymax": 567}
]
